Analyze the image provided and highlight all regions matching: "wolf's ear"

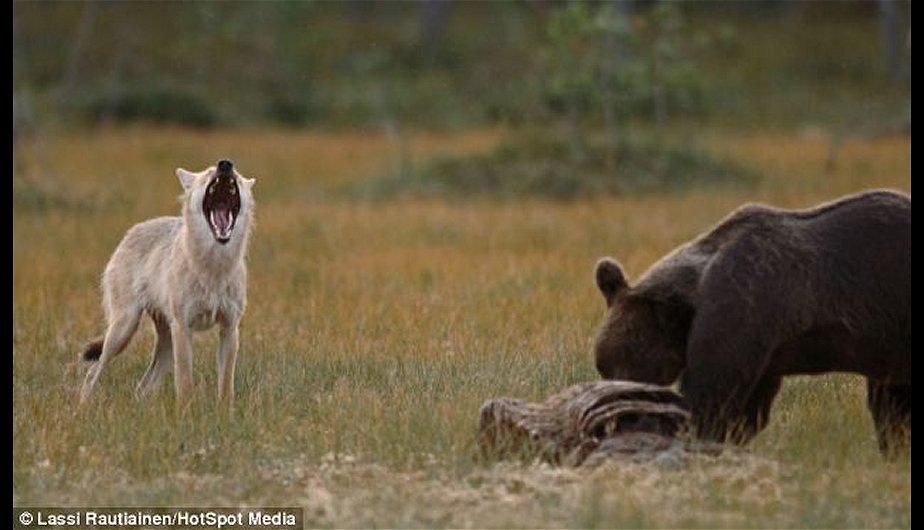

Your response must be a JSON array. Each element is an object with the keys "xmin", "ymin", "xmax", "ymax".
[
  {"xmin": 176, "ymin": 168, "xmax": 197, "ymax": 191},
  {"xmin": 595, "ymin": 257, "xmax": 628, "ymax": 307}
]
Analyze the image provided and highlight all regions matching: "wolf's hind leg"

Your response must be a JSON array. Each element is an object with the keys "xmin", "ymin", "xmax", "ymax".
[
  {"xmin": 135, "ymin": 313, "xmax": 173, "ymax": 400},
  {"xmin": 79, "ymin": 306, "xmax": 142, "ymax": 405}
]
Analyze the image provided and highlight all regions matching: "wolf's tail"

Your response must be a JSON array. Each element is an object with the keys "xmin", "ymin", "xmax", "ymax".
[{"xmin": 81, "ymin": 337, "xmax": 104, "ymax": 361}]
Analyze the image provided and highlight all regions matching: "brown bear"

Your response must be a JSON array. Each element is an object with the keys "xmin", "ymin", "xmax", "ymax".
[{"xmin": 592, "ymin": 190, "xmax": 910, "ymax": 454}]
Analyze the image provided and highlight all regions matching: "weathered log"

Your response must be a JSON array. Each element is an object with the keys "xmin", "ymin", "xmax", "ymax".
[{"xmin": 478, "ymin": 380, "xmax": 715, "ymax": 466}]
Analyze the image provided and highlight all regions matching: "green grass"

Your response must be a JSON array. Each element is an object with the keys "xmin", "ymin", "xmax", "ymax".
[
  {"xmin": 13, "ymin": 126, "xmax": 910, "ymax": 527},
  {"xmin": 355, "ymin": 132, "xmax": 758, "ymax": 200}
]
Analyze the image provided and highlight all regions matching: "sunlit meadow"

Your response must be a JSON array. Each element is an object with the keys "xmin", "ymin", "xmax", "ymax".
[{"xmin": 13, "ymin": 126, "xmax": 910, "ymax": 528}]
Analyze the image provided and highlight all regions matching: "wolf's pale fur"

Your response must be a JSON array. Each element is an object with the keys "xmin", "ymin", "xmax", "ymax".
[{"xmin": 79, "ymin": 164, "xmax": 255, "ymax": 409}]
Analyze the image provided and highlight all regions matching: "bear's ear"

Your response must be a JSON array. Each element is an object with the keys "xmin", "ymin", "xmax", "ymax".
[
  {"xmin": 595, "ymin": 257, "xmax": 628, "ymax": 307},
  {"xmin": 176, "ymin": 168, "xmax": 198, "ymax": 191}
]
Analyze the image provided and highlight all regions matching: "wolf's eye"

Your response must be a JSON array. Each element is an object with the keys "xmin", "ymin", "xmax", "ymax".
[
  {"xmin": 209, "ymin": 187, "xmax": 215, "ymax": 194},
  {"xmin": 230, "ymin": 187, "xmax": 236, "ymax": 194}
]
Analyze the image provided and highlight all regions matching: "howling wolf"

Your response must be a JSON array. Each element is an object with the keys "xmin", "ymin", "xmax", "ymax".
[{"xmin": 79, "ymin": 159, "xmax": 255, "ymax": 409}]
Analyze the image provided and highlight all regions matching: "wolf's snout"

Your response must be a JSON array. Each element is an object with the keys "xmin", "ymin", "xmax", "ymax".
[{"xmin": 217, "ymin": 159, "xmax": 233, "ymax": 173}]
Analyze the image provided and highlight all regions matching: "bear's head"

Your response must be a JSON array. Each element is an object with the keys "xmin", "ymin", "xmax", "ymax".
[{"xmin": 592, "ymin": 257, "xmax": 693, "ymax": 385}]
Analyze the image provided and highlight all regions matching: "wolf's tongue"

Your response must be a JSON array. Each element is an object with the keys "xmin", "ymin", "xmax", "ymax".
[{"xmin": 211, "ymin": 208, "xmax": 232, "ymax": 234}]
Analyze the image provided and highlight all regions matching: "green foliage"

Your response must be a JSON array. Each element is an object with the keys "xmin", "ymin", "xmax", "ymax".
[
  {"xmin": 263, "ymin": 94, "xmax": 314, "ymax": 127},
  {"xmin": 355, "ymin": 4, "xmax": 753, "ymax": 201},
  {"xmin": 354, "ymin": 131, "xmax": 757, "ymax": 200},
  {"xmin": 12, "ymin": 2, "xmax": 909, "ymax": 130},
  {"xmin": 75, "ymin": 83, "xmax": 219, "ymax": 127},
  {"xmin": 537, "ymin": 2, "xmax": 711, "ymax": 138}
]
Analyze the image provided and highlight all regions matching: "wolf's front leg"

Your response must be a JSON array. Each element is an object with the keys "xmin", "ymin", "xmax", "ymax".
[
  {"xmin": 170, "ymin": 321, "xmax": 195, "ymax": 409},
  {"xmin": 216, "ymin": 316, "xmax": 240, "ymax": 411}
]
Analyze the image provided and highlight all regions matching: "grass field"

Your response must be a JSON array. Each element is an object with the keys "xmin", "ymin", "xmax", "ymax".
[{"xmin": 13, "ymin": 126, "xmax": 910, "ymax": 528}]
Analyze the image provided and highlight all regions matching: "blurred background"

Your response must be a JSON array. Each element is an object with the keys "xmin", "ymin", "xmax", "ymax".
[{"xmin": 13, "ymin": 0, "xmax": 910, "ymax": 202}]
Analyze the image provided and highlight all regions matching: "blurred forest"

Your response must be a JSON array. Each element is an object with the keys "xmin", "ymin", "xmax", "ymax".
[{"xmin": 13, "ymin": 0, "xmax": 911, "ymax": 198}]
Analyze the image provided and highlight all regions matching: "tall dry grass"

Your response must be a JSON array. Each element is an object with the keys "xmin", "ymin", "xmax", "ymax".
[{"xmin": 13, "ymin": 126, "xmax": 910, "ymax": 527}]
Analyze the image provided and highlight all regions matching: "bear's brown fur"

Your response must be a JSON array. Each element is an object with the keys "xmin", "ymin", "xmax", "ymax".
[{"xmin": 593, "ymin": 190, "xmax": 911, "ymax": 454}]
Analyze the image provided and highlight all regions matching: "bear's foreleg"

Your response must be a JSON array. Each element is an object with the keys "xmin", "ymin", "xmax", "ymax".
[
  {"xmin": 867, "ymin": 379, "xmax": 911, "ymax": 457},
  {"xmin": 681, "ymin": 297, "xmax": 781, "ymax": 443},
  {"xmin": 730, "ymin": 375, "xmax": 782, "ymax": 444},
  {"xmin": 681, "ymin": 367, "xmax": 770, "ymax": 444}
]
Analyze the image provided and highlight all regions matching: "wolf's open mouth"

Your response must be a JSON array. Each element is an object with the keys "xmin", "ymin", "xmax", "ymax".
[{"xmin": 202, "ymin": 172, "xmax": 241, "ymax": 244}]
